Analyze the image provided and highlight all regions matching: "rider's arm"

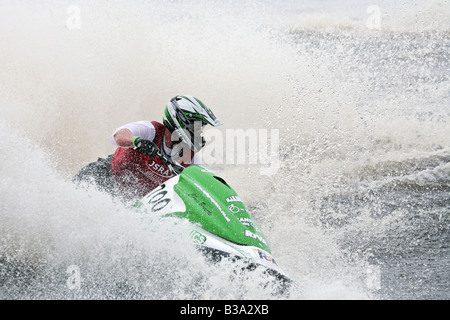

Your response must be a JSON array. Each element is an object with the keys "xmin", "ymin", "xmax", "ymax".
[
  {"xmin": 113, "ymin": 128, "xmax": 135, "ymax": 147},
  {"xmin": 111, "ymin": 121, "xmax": 156, "ymax": 148}
]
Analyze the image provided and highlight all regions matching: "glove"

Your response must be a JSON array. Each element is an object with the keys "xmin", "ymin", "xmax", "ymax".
[{"xmin": 133, "ymin": 137, "xmax": 158, "ymax": 158}]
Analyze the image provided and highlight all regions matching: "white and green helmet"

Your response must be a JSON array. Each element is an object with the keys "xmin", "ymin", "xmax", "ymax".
[{"xmin": 163, "ymin": 95, "xmax": 222, "ymax": 153}]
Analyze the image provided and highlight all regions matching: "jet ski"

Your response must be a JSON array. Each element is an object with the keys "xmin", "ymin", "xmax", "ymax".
[{"xmin": 74, "ymin": 150, "xmax": 291, "ymax": 295}]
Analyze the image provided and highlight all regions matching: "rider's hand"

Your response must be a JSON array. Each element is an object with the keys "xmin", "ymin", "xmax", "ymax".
[{"xmin": 133, "ymin": 137, "xmax": 158, "ymax": 158}]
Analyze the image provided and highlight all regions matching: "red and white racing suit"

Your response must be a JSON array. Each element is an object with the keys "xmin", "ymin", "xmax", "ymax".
[{"xmin": 110, "ymin": 121, "xmax": 200, "ymax": 199}]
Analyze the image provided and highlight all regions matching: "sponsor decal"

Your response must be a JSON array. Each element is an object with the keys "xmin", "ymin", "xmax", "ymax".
[
  {"xmin": 245, "ymin": 229, "xmax": 267, "ymax": 246},
  {"xmin": 226, "ymin": 195, "xmax": 242, "ymax": 203},
  {"xmin": 190, "ymin": 230, "xmax": 207, "ymax": 245},
  {"xmin": 238, "ymin": 217, "xmax": 255, "ymax": 228},
  {"xmin": 194, "ymin": 183, "xmax": 231, "ymax": 222},
  {"xmin": 146, "ymin": 160, "xmax": 174, "ymax": 178},
  {"xmin": 227, "ymin": 204, "xmax": 247, "ymax": 214},
  {"xmin": 189, "ymin": 193, "xmax": 213, "ymax": 215},
  {"xmin": 254, "ymin": 248, "xmax": 278, "ymax": 265}
]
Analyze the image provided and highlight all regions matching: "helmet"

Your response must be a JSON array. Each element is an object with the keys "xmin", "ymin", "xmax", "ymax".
[{"xmin": 163, "ymin": 95, "xmax": 222, "ymax": 153}]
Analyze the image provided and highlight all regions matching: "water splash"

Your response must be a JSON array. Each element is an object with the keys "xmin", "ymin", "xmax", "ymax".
[{"xmin": 0, "ymin": 0, "xmax": 448, "ymax": 299}]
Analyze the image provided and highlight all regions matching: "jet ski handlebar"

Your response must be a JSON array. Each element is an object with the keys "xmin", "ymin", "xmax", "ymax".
[
  {"xmin": 133, "ymin": 137, "xmax": 185, "ymax": 175},
  {"xmin": 154, "ymin": 148, "xmax": 185, "ymax": 175}
]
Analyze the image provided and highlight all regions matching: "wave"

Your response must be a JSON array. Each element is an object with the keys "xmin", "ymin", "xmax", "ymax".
[
  {"xmin": 280, "ymin": 0, "xmax": 450, "ymax": 33},
  {"xmin": 344, "ymin": 151, "xmax": 450, "ymax": 187}
]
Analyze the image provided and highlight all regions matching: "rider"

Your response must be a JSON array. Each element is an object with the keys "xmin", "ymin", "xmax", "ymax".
[{"xmin": 110, "ymin": 95, "xmax": 222, "ymax": 200}]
